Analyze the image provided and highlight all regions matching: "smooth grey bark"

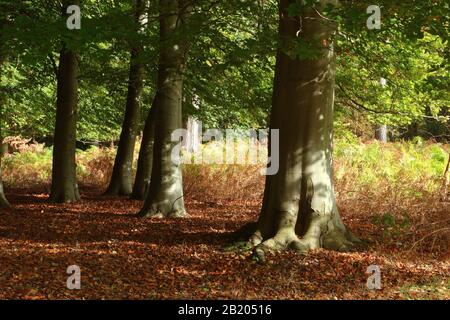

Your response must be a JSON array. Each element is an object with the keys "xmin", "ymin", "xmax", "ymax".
[
  {"xmin": 249, "ymin": 0, "xmax": 357, "ymax": 256},
  {"xmin": 131, "ymin": 94, "xmax": 157, "ymax": 200},
  {"xmin": 138, "ymin": 0, "xmax": 188, "ymax": 218},
  {"xmin": 375, "ymin": 124, "xmax": 388, "ymax": 142},
  {"xmin": 49, "ymin": 2, "xmax": 81, "ymax": 203},
  {"xmin": 106, "ymin": 0, "xmax": 146, "ymax": 196}
]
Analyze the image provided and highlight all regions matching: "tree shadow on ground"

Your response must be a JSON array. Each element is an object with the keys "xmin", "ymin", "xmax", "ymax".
[{"xmin": 0, "ymin": 189, "xmax": 247, "ymax": 247}]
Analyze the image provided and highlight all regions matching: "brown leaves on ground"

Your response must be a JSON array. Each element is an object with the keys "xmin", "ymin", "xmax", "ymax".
[{"xmin": 0, "ymin": 187, "xmax": 448, "ymax": 300}]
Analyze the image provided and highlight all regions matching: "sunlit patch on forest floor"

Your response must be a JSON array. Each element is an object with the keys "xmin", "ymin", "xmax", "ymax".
[{"xmin": 0, "ymin": 187, "xmax": 448, "ymax": 300}]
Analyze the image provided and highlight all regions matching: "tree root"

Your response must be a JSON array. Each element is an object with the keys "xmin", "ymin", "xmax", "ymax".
[
  {"xmin": 48, "ymin": 189, "xmax": 81, "ymax": 203},
  {"xmin": 138, "ymin": 207, "xmax": 188, "ymax": 218},
  {"xmin": 250, "ymin": 227, "xmax": 359, "ymax": 262},
  {"xmin": 321, "ymin": 228, "xmax": 357, "ymax": 251}
]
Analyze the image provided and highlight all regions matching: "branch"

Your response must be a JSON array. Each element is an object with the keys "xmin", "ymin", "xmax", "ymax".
[{"xmin": 337, "ymin": 83, "xmax": 445, "ymax": 120}]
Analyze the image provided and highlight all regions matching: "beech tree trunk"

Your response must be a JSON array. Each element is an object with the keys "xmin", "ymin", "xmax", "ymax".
[
  {"xmin": 49, "ymin": 2, "xmax": 81, "ymax": 203},
  {"xmin": 0, "ymin": 144, "xmax": 8, "ymax": 208},
  {"xmin": 0, "ymin": 169, "xmax": 8, "ymax": 208},
  {"xmin": 138, "ymin": 0, "xmax": 188, "ymax": 218},
  {"xmin": 106, "ymin": 0, "xmax": 146, "ymax": 196},
  {"xmin": 375, "ymin": 124, "xmax": 388, "ymax": 142},
  {"xmin": 249, "ymin": 0, "xmax": 357, "ymax": 256},
  {"xmin": 49, "ymin": 44, "xmax": 80, "ymax": 203},
  {"xmin": 131, "ymin": 95, "xmax": 157, "ymax": 200},
  {"xmin": 0, "ymin": 49, "xmax": 9, "ymax": 208}
]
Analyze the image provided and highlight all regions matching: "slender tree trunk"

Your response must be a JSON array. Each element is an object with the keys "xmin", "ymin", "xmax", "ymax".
[
  {"xmin": 138, "ymin": 0, "xmax": 188, "ymax": 217},
  {"xmin": 0, "ymin": 178, "xmax": 8, "ymax": 208},
  {"xmin": 105, "ymin": 0, "xmax": 146, "ymax": 196},
  {"xmin": 49, "ymin": 1, "xmax": 80, "ymax": 203},
  {"xmin": 0, "ymin": 34, "xmax": 8, "ymax": 208},
  {"xmin": 0, "ymin": 149, "xmax": 8, "ymax": 208},
  {"xmin": 375, "ymin": 124, "xmax": 388, "ymax": 142},
  {"xmin": 131, "ymin": 94, "xmax": 157, "ymax": 200},
  {"xmin": 443, "ymin": 153, "xmax": 450, "ymax": 200},
  {"xmin": 249, "ymin": 0, "xmax": 357, "ymax": 257}
]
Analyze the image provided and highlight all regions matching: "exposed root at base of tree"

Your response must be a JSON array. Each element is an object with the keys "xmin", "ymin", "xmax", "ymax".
[
  {"xmin": 234, "ymin": 221, "xmax": 362, "ymax": 262},
  {"xmin": 103, "ymin": 184, "xmax": 133, "ymax": 197},
  {"xmin": 252, "ymin": 232, "xmax": 359, "ymax": 262},
  {"xmin": 138, "ymin": 208, "xmax": 188, "ymax": 218},
  {"xmin": 48, "ymin": 191, "xmax": 81, "ymax": 204},
  {"xmin": 104, "ymin": 190, "xmax": 132, "ymax": 197}
]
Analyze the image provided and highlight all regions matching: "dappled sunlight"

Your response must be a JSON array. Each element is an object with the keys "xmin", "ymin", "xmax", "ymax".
[{"xmin": 0, "ymin": 183, "xmax": 448, "ymax": 299}]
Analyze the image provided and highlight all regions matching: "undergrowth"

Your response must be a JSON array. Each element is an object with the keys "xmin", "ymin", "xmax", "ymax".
[{"xmin": 1, "ymin": 136, "xmax": 448, "ymax": 256}]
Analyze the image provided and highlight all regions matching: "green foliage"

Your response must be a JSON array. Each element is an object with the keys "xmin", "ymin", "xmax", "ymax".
[
  {"xmin": 334, "ymin": 137, "xmax": 448, "ymax": 198},
  {"xmin": 2, "ymin": 139, "xmax": 447, "ymax": 204},
  {"xmin": 2, "ymin": 147, "xmax": 53, "ymax": 185},
  {"xmin": 0, "ymin": 0, "xmax": 448, "ymax": 141},
  {"xmin": 372, "ymin": 212, "xmax": 411, "ymax": 238}
]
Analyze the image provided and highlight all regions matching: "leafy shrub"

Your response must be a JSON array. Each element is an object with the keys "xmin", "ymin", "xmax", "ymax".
[
  {"xmin": 2, "ymin": 147, "xmax": 53, "ymax": 187},
  {"xmin": 2, "ymin": 138, "xmax": 448, "ymax": 204}
]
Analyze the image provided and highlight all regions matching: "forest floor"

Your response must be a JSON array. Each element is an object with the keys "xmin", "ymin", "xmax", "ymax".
[{"xmin": 0, "ymin": 187, "xmax": 448, "ymax": 300}]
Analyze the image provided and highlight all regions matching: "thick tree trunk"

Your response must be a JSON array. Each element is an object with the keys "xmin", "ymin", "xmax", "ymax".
[
  {"xmin": 105, "ymin": 0, "xmax": 146, "ymax": 196},
  {"xmin": 249, "ymin": 0, "xmax": 357, "ymax": 256},
  {"xmin": 131, "ymin": 95, "xmax": 157, "ymax": 200},
  {"xmin": 138, "ymin": 0, "xmax": 188, "ymax": 218},
  {"xmin": 49, "ymin": 44, "xmax": 80, "ymax": 203},
  {"xmin": 49, "ymin": 2, "xmax": 81, "ymax": 203}
]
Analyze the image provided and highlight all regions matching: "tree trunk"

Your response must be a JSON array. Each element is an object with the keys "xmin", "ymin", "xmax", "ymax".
[
  {"xmin": 0, "ymin": 49, "xmax": 9, "ymax": 208},
  {"xmin": 0, "ymin": 128, "xmax": 8, "ymax": 209},
  {"xmin": 0, "ymin": 181, "xmax": 8, "ymax": 208},
  {"xmin": 375, "ymin": 124, "xmax": 388, "ymax": 142},
  {"xmin": 443, "ymin": 153, "xmax": 450, "ymax": 200},
  {"xmin": 249, "ymin": 0, "xmax": 357, "ymax": 256},
  {"xmin": 49, "ymin": 2, "xmax": 81, "ymax": 203},
  {"xmin": 138, "ymin": 0, "xmax": 188, "ymax": 218},
  {"xmin": 105, "ymin": 0, "xmax": 146, "ymax": 196},
  {"xmin": 131, "ymin": 94, "xmax": 157, "ymax": 200},
  {"xmin": 0, "ymin": 153, "xmax": 8, "ymax": 208}
]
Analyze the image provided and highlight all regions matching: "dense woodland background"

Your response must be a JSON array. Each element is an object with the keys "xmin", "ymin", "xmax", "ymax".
[{"xmin": 0, "ymin": 0, "xmax": 448, "ymax": 300}]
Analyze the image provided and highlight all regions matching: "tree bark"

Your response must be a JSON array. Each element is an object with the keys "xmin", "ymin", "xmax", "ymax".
[
  {"xmin": 49, "ymin": 2, "xmax": 81, "ymax": 203},
  {"xmin": 138, "ymin": 0, "xmax": 188, "ymax": 217},
  {"xmin": 375, "ymin": 124, "xmax": 388, "ymax": 142},
  {"xmin": 131, "ymin": 94, "xmax": 157, "ymax": 200},
  {"xmin": 0, "ymin": 47, "xmax": 9, "ymax": 208},
  {"xmin": 443, "ymin": 153, "xmax": 450, "ymax": 200},
  {"xmin": 0, "ymin": 180, "xmax": 8, "ymax": 208},
  {"xmin": 0, "ymin": 152, "xmax": 8, "ymax": 208},
  {"xmin": 105, "ymin": 0, "xmax": 146, "ymax": 196},
  {"xmin": 249, "ymin": 0, "xmax": 357, "ymax": 256}
]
